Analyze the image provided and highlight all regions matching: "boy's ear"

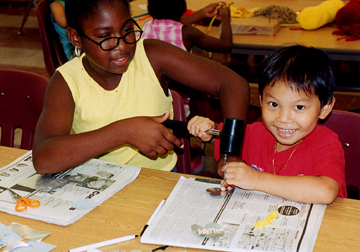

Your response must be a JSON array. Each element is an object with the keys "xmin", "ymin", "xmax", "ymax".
[
  {"xmin": 259, "ymin": 94, "xmax": 263, "ymax": 107},
  {"xmin": 66, "ymin": 27, "xmax": 81, "ymax": 48},
  {"xmin": 319, "ymin": 97, "xmax": 336, "ymax": 120}
]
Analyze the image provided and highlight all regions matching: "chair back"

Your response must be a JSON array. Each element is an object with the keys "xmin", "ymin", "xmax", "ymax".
[
  {"xmin": 170, "ymin": 90, "xmax": 191, "ymax": 174},
  {"xmin": 319, "ymin": 110, "xmax": 360, "ymax": 199},
  {"xmin": 0, "ymin": 69, "xmax": 49, "ymax": 150},
  {"xmin": 36, "ymin": 0, "xmax": 68, "ymax": 77}
]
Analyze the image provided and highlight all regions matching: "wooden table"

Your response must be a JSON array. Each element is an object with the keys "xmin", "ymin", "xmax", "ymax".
[
  {"xmin": 131, "ymin": 0, "xmax": 360, "ymax": 61},
  {"xmin": 1, "ymin": 146, "xmax": 360, "ymax": 251}
]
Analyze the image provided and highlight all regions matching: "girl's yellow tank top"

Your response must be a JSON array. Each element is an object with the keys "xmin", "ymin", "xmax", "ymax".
[{"xmin": 58, "ymin": 39, "xmax": 177, "ymax": 171}]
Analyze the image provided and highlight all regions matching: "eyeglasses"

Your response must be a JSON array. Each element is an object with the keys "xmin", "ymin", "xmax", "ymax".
[{"xmin": 79, "ymin": 19, "xmax": 143, "ymax": 51}]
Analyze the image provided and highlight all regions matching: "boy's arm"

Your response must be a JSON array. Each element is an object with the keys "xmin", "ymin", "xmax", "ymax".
[
  {"xmin": 50, "ymin": 1, "xmax": 67, "ymax": 28},
  {"xmin": 187, "ymin": 116, "xmax": 217, "ymax": 142},
  {"xmin": 222, "ymin": 162, "xmax": 339, "ymax": 204},
  {"xmin": 253, "ymin": 173, "xmax": 339, "ymax": 204}
]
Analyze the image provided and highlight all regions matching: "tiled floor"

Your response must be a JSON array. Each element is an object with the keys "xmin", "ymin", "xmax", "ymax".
[
  {"xmin": 1, "ymin": 1, "xmax": 360, "ymax": 178},
  {"xmin": 0, "ymin": 1, "xmax": 48, "ymax": 77}
]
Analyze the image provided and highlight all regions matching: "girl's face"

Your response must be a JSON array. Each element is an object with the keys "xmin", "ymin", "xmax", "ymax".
[
  {"xmin": 79, "ymin": 2, "xmax": 136, "ymax": 76},
  {"xmin": 260, "ymin": 82, "xmax": 333, "ymax": 152}
]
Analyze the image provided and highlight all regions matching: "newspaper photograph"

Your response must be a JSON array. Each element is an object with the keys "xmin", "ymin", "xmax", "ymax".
[
  {"xmin": 141, "ymin": 177, "xmax": 326, "ymax": 252},
  {"xmin": 0, "ymin": 151, "xmax": 141, "ymax": 226}
]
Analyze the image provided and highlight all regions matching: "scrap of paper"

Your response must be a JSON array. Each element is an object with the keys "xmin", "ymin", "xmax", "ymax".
[
  {"xmin": 0, "ymin": 222, "xmax": 55, "ymax": 252},
  {"xmin": 3, "ymin": 237, "xmax": 29, "ymax": 252},
  {"xmin": 0, "ymin": 223, "xmax": 22, "ymax": 249},
  {"xmin": 9, "ymin": 240, "xmax": 56, "ymax": 251},
  {"xmin": 11, "ymin": 222, "xmax": 50, "ymax": 242}
]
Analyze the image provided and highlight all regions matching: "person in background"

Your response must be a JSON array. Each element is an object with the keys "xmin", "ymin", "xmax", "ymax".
[
  {"xmin": 50, "ymin": 0, "xmax": 75, "ymax": 60},
  {"xmin": 142, "ymin": 0, "xmax": 232, "ymax": 53},
  {"xmin": 32, "ymin": 0, "xmax": 249, "ymax": 175},
  {"xmin": 187, "ymin": 45, "xmax": 347, "ymax": 204}
]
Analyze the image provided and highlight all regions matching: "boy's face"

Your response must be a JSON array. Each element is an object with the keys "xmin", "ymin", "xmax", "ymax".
[{"xmin": 260, "ymin": 82, "xmax": 334, "ymax": 152}]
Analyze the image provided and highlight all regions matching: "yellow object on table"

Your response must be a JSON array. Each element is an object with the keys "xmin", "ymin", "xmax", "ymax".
[
  {"xmin": 297, "ymin": 0, "xmax": 344, "ymax": 30},
  {"xmin": 230, "ymin": 6, "xmax": 259, "ymax": 18},
  {"xmin": 255, "ymin": 210, "xmax": 279, "ymax": 229}
]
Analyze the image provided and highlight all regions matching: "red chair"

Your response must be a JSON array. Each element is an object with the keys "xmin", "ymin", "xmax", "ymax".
[
  {"xmin": 0, "ymin": 69, "xmax": 49, "ymax": 150},
  {"xmin": 170, "ymin": 90, "xmax": 192, "ymax": 174},
  {"xmin": 319, "ymin": 110, "xmax": 360, "ymax": 200},
  {"xmin": 36, "ymin": 0, "xmax": 68, "ymax": 77}
]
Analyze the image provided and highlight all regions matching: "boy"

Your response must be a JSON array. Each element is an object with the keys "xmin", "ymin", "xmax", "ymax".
[{"xmin": 188, "ymin": 45, "xmax": 347, "ymax": 204}]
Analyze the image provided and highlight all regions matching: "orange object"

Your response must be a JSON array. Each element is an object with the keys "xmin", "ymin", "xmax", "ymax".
[
  {"xmin": 182, "ymin": 9, "xmax": 195, "ymax": 17},
  {"xmin": 8, "ymin": 188, "xmax": 40, "ymax": 212}
]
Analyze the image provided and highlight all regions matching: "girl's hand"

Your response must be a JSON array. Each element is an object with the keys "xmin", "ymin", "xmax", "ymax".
[
  {"xmin": 125, "ymin": 111, "xmax": 183, "ymax": 158},
  {"xmin": 220, "ymin": 162, "xmax": 260, "ymax": 191},
  {"xmin": 202, "ymin": 2, "xmax": 225, "ymax": 18},
  {"xmin": 187, "ymin": 116, "xmax": 216, "ymax": 142},
  {"xmin": 217, "ymin": 5, "xmax": 231, "ymax": 21}
]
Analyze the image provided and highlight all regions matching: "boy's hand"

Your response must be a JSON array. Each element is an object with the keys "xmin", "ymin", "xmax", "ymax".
[
  {"xmin": 126, "ymin": 111, "xmax": 183, "ymax": 158},
  {"xmin": 220, "ymin": 162, "xmax": 260, "ymax": 191},
  {"xmin": 216, "ymin": 155, "xmax": 243, "ymax": 177},
  {"xmin": 187, "ymin": 116, "xmax": 216, "ymax": 142}
]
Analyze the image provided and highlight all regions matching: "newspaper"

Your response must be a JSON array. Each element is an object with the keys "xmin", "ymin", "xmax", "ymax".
[
  {"xmin": 0, "ymin": 151, "xmax": 141, "ymax": 226},
  {"xmin": 141, "ymin": 177, "xmax": 326, "ymax": 252}
]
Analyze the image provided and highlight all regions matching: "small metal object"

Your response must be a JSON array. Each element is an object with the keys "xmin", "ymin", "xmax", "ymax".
[
  {"xmin": 206, "ymin": 187, "xmax": 234, "ymax": 197},
  {"xmin": 205, "ymin": 128, "xmax": 221, "ymax": 136},
  {"xmin": 191, "ymin": 223, "xmax": 224, "ymax": 238}
]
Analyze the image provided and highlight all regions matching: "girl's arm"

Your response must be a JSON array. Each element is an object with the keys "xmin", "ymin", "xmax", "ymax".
[
  {"xmin": 182, "ymin": 5, "xmax": 232, "ymax": 53},
  {"xmin": 50, "ymin": 1, "xmax": 67, "ymax": 28},
  {"xmin": 144, "ymin": 39, "xmax": 249, "ymax": 123},
  {"xmin": 222, "ymin": 162, "xmax": 339, "ymax": 204},
  {"xmin": 180, "ymin": 2, "xmax": 224, "ymax": 25},
  {"xmin": 32, "ymin": 72, "xmax": 182, "ymax": 174}
]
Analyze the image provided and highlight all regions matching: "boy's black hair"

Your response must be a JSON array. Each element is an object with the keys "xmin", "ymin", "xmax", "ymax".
[
  {"xmin": 65, "ymin": 0, "xmax": 131, "ymax": 32},
  {"xmin": 258, "ymin": 45, "xmax": 335, "ymax": 107},
  {"xmin": 147, "ymin": 0, "xmax": 187, "ymax": 20}
]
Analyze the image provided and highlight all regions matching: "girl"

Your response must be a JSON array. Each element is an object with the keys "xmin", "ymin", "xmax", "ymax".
[
  {"xmin": 50, "ymin": 0, "xmax": 75, "ymax": 60},
  {"xmin": 143, "ymin": 0, "xmax": 232, "ymax": 53},
  {"xmin": 32, "ymin": 0, "xmax": 249, "ymax": 174}
]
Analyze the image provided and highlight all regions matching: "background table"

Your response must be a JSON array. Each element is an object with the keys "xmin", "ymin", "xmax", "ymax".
[
  {"xmin": 1, "ymin": 146, "xmax": 360, "ymax": 251},
  {"xmin": 131, "ymin": 0, "xmax": 359, "ymax": 61}
]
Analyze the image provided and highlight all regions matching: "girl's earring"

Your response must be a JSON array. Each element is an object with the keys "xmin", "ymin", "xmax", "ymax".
[{"xmin": 75, "ymin": 46, "xmax": 81, "ymax": 57}]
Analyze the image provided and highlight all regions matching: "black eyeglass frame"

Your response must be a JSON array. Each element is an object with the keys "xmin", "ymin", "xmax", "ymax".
[{"xmin": 78, "ymin": 18, "xmax": 143, "ymax": 51}]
